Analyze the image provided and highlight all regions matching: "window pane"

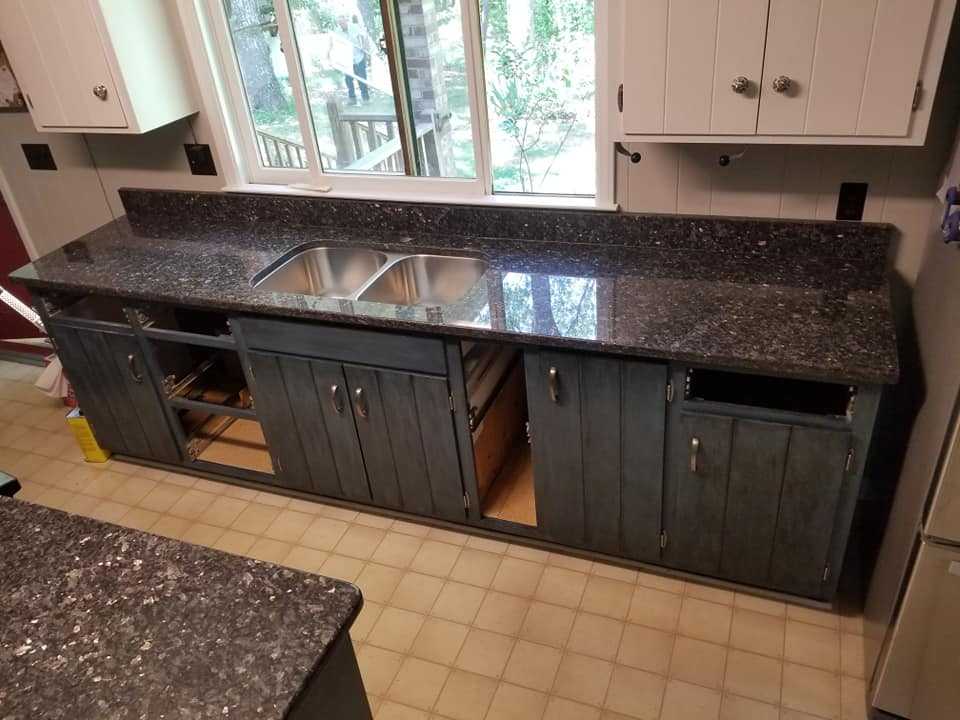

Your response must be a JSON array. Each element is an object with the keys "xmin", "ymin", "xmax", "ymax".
[
  {"xmin": 481, "ymin": 0, "xmax": 596, "ymax": 195},
  {"xmin": 223, "ymin": 0, "xmax": 308, "ymax": 169},
  {"xmin": 395, "ymin": 0, "xmax": 476, "ymax": 178},
  {"xmin": 287, "ymin": 0, "xmax": 407, "ymax": 174}
]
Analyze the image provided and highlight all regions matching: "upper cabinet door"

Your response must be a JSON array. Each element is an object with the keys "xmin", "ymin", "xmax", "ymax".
[
  {"xmin": 622, "ymin": 0, "xmax": 768, "ymax": 135},
  {"xmin": 0, "ymin": 0, "xmax": 127, "ymax": 128}
]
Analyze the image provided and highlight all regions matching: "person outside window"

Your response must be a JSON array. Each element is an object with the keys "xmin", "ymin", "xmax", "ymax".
[{"xmin": 338, "ymin": 14, "xmax": 371, "ymax": 105}]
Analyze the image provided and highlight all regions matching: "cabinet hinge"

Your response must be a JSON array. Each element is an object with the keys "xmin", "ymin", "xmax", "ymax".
[
  {"xmin": 912, "ymin": 80, "xmax": 923, "ymax": 111},
  {"xmin": 449, "ymin": 394, "xmax": 455, "ymax": 413},
  {"xmin": 822, "ymin": 564, "xmax": 831, "ymax": 583},
  {"xmin": 845, "ymin": 448, "xmax": 855, "ymax": 472},
  {"xmin": 659, "ymin": 530, "xmax": 668, "ymax": 550},
  {"xmin": 666, "ymin": 381, "xmax": 674, "ymax": 403},
  {"xmin": 617, "ymin": 84, "xmax": 624, "ymax": 113},
  {"xmin": 463, "ymin": 492, "xmax": 471, "ymax": 511}
]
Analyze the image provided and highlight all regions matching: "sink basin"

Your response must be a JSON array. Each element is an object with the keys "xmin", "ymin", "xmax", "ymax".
[
  {"xmin": 252, "ymin": 246, "xmax": 388, "ymax": 298},
  {"xmin": 358, "ymin": 254, "xmax": 487, "ymax": 306}
]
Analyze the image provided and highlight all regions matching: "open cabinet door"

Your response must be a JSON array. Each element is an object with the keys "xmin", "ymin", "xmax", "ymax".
[{"xmin": 0, "ymin": 191, "xmax": 44, "ymax": 355}]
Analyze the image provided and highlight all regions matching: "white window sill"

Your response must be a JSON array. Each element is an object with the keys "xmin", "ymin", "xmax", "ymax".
[{"xmin": 221, "ymin": 183, "xmax": 619, "ymax": 212}]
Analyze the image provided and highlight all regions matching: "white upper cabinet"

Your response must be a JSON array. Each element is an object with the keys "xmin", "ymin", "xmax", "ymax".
[
  {"xmin": 613, "ymin": 0, "xmax": 954, "ymax": 145},
  {"xmin": 0, "ymin": 0, "xmax": 197, "ymax": 134}
]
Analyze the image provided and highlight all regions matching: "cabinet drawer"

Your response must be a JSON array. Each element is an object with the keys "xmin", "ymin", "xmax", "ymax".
[{"xmin": 236, "ymin": 317, "xmax": 447, "ymax": 375}]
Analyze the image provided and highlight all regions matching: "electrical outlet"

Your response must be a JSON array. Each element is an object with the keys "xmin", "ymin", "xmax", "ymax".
[
  {"xmin": 22, "ymin": 144, "xmax": 57, "ymax": 171},
  {"xmin": 184, "ymin": 144, "xmax": 217, "ymax": 176},
  {"xmin": 836, "ymin": 182, "xmax": 868, "ymax": 221}
]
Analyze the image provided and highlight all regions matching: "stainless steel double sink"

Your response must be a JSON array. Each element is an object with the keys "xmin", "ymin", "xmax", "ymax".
[{"xmin": 251, "ymin": 246, "xmax": 487, "ymax": 306}]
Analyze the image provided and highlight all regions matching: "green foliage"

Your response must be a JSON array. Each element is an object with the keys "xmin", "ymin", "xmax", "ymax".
[{"xmin": 287, "ymin": 0, "xmax": 337, "ymax": 33}]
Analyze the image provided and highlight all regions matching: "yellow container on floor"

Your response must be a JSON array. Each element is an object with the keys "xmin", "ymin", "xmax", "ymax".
[{"xmin": 66, "ymin": 407, "xmax": 111, "ymax": 463}]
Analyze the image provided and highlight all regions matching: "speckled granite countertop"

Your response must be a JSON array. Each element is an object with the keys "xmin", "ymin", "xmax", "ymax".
[
  {"xmin": 10, "ymin": 189, "xmax": 899, "ymax": 384},
  {"xmin": 0, "ymin": 498, "xmax": 362, "ymax": 720}
]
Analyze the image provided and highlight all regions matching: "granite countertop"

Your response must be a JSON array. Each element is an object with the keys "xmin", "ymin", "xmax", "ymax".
[
  {"xmin": 10, "ymin": 189, "xmax": 899, "ymax": 384},
  {"xmin": 0, "ymin": 498, "xmax": 362, "ymax": 720}
]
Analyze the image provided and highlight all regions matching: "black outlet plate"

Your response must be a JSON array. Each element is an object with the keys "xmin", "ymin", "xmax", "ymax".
[
  {"xmin": 837, "ymin": 182, "xmax": 868, "ymax": 221},
  {"xmin": 184, "ymin": 144, "xmax": 217, "ymax": 176},
  {"xmin": 22, "ymin": 144, "xmax": 57, "ymax": 171}
]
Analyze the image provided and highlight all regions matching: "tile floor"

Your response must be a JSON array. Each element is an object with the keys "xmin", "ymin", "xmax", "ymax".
[{"xmin": 0, "ymin": 360, "xmax": 870, "ymax": 720}]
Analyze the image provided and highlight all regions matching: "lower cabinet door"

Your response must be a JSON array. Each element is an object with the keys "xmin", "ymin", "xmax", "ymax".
[
  {"xmin": 344, "ymin": 365, "xmax": 466, "ymax": 521},
  {"xmin": 525, "ymin": 349, "xmax": 666, "ymax": 560},
  {"xmin": 248, "ymin": 352, "xmax": 370, "ymax": 500}
]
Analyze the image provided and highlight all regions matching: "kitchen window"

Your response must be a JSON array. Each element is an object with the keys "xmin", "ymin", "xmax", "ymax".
[{"xmin": 201, "ymin": 0, "xmax": 610, "ymax": 205}]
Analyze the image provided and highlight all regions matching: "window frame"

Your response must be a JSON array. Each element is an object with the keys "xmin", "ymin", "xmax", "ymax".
[{"xmin": 182, "ymin": 0, "xmax": 615, "ymax": 209}]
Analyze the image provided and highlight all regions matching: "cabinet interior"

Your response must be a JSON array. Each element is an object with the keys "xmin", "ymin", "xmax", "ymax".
[
  {"xmin": 181, "ymin": 413, "xmax": 274, "ymax": 475},
  {"xmin": 154, "ymin": 341, "xmax": 251, "ymax": 411},
  {"xmin": 143, "ymin": 306, "xmax": 233, "ymax": 339},
  {"xmin": 56, "ymin": 295, "xmax": 129, "ymax": 324},
  {"xmin": 685, "ymin": 368, "xmax": 854, "ymax": 418},
  {"xmin": 462, "ymin": 341, "xmax": 537, "ymax": 527}
]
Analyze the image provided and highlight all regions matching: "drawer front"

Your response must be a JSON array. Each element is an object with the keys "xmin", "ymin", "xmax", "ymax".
[{"xmin": 236, "ymin": 317, "xmax": 447, "ymax": 375}]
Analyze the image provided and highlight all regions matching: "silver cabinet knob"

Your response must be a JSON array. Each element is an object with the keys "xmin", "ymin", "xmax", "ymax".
[
  {"xmin": 92, "ymin": 84, "xmax": 108, "ymax": 101},
  {"xmin": 731, "ymin": 76, "xmax": 750, "ymax": 94},
  {"xmin": 772, "ymin": 75, "xmax": 792, "ymax": 93}
]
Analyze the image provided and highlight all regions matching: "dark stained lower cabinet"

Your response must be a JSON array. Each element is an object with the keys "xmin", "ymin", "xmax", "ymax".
[
  {"xmin": 664, "ymin": 411, "xmax": 852, "ymax": 598},
  {"xmin": 525, "ymin": 349, "xmax": 666, "ymax": 561}
]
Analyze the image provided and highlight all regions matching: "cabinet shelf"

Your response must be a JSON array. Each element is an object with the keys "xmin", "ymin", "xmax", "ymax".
[{"xmin": 184, "ymin": 413, "xmax": 274, "ymax": 476}]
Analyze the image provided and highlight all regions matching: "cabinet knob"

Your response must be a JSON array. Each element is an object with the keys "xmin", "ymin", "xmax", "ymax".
[
  {"xmin": 772, "ymin": 75, "xmax": 792, "ymax": 94},
  {"xmin": 92, "ymin": 84, "xmax": 108, "ymax": 101},
  {"xmin": 330, "ymin": 384, "xmax": 344, "ymax": 414},
  {"xmin": 127, "ymin": 353, "xmax": 143, "ymax": 384},
  {"xmin": 690, "ymin": 437, "xmax": 700, "ymax": 473},
  {"xmin": 730, "ymin": 76, "xmax": 750, "ymax": 94},
  {"xmin": 354, "ymin": 387, "xmax": 369, "ymax": 419},
  {"xmin": 548, "ymin": 366, "xmax": 560, "ymax": 403}
]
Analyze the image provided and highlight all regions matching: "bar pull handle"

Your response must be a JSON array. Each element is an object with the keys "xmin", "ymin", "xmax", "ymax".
[
  {"xmin": 127, "ymin": 353, "xmax": 143, "ymax": 384},
  {"xmin": 690, "ymin": 437, "xmax": 700, "ymax": 473},
  {"xmin": 330, "ymin": 384, "xmax": 344, "ymax": 414},
  {"xmin": 548, "ymin": 366, "xmax": 560, "ymax": 403},
  {"xmin": 354, "ymin": 387, "xmax": 369, "ymax": 419}
]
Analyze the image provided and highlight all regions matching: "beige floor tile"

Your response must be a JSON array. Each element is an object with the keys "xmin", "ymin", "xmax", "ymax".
[
  {"xmin": 320, "ymin": 554, "xmax": 365, "ymax": 582},
  {"xmin": 723, "ymin": 650, "xmax": 782, "ymax": 706},
  {"xmin": 503, "ymin": 640, "xmax": 563, "ymax": 692},
  {"xmin": 410, "ymin": 540, "xmax": 461, "ymax": 577},
  {"xmin": 840, "ymin": 633, "xmax": 865, "ymax": 679},
  {"xmin": 617, "ymin": 624, "xmax": 674, "ymax": 675},
  {"xmin": 285, "ymin": 496, "xmax": 323, "ymax": 514},
  {"xmin": 375, "ymin": 700, "xmax": 429, "ymax": 720},
  {"xmin": 281, "ymin": 545, "xmax": 328, "ymax": 572},
  {"xmin": 253, "ymin": 490, "xmax": 290, "ymax": 508},
  {"xmin": 784, "ymin": 620, "xmax": 840, "ymax": 672},
  {"xmin": 781, "ymin": 662, "xmax": 840, "ymax": 719},
  {"xmin": 734, "ymin": 593, "xmax": 786, "ymax": 617},
  {"xmin": 455, "ymin": 628, "xmax": 515, "ymax": 678},
  {"xmin": 391, "ymin": 519, "xmax": 431, "ymax": 538},
  {"xmin": 669, "ymin": 636, "xmax": 727, "ymax": 689},
  {"xmin": 604, "ymin": 665, "xmax": 664, "ymax": 719},
  {"xmin": 492, "ymin": 557, "xmax": 546, "ymax": 597},
  {"xmin": 11, "ymin": 482, "xmax": 45, "ymax": 503},
  {"xmin": 839, "ymin": 603, "xmax": 865, "ymax": 636},
  {"xmin": 181, "ymin": 522, "xmax": 225, "ymax": 548},
  {"xmin": 197, "ymin": 495, "xmax": 250, "ymax": 528},
  {"xmin": 372, "ymin": 532, "xmax": 424, "ymax": 568},
  {"xmin": 368, "ymin": 607, "xmax": 426, "ymax": 653},
  {"xmin": 150, "ymin": 514, "xmax": 191, "ymax": 540},
  {"xmin": 8, "ymin": 452, "xmax": 50, "ymax": 481},
  {"xmin": 36, "ymin": 487, "xmax": 73, "ymax": 510},
  {"xmin": 115, "ymin": 507, "xmax": 161, "ymax": 531},
  {"xmin": 427, "ymin": 527, "xmax": 469, "ymax": 546},
  {"xmin": 634, "ymin": 571, "xmax": 684, "ymax": 594},
  {"xmin": 841, "ymin": 675, "xmax": 868, "ymax": 720},
  {"xmin": 543, "ymin": 696, "xmax": 600, "ymax": 720},
  {"xmin": 592, "ymin": 562, "xmax": 638, "ymax": 584},
  {"xmin": 247, "ymin": 537, "xmax": 293, "ymax": 563},
  {"xmin": 465, "ymin": 535, "xmax": 509, "ymax": 554},
  {"xmin": 87, "ymin": 500, "xmax": 132, "ymax": 524},
  {"xmin": 411, "ymin": 617, "xmax": 469, "ymax": 665},
  {"xmin": 686, "ymin": 582, "xmax": 734, "ymax": 606},
  {"xmin": 352, "ymin": 602, "xmax": 383, "ymax": 643},
  {"xmin": 780, "ymin": 710, "xmax": 828, "ymax": 720},
  {"xmin": 678, "ymin": 597, "xmax": 733, "ymax": 645},
  {"xmin": 60, "ymin": 493, "xmax": 101, "ymax": 517},
  {"xmin": 486, "ymin": 681, "xmax": 548, "ymax": 720},
  {"xmin": 553, "ymin": 652, "xmax": 613, "ymax": 707},
  {"xmin": 138, "ymin": 483, "xmax": 188, "ymax": 513},
  {"xmin": 387, "ymin": 657, "xmax": 450, "ymax": 711},
  {"xmin": 520, "ymin": 601, "xmax": 575, "ymax": 648},
  {"xmin": 786, "ymin": 604, "xmax": 840, "ymax": 630},
  {"xmin": 535, "ymin": 566, "xmax": 588, "ymax": 608},
  {"xmin": 718, "ymin": 693, "xmax": 778, "ymax": 720},
  {"xmin": 300, "ymin": 516, "xmax": 349, "ymax": 551},
  {"xmin": 431, "ymin": 581, "xmax": 486, "ymax": 624},
  {"xmin": 358, "ymin": 644, "xmax": 404, "ymax": 696},
  {"xmin": 318, "ymin": 504, "xmax": 359, "ymax": 522},
  {"xmin": 213, "ymin": 529, "xmax": 257, "ymax": 555},
  {"xmin": 263, "ymin": 509, "xmax": 313, "ymax": 543},
  {"xmin": 109, "ymin": 476, "xmax": 160, "ymax": 506},
  {"xmin": 729, "ymin": 608, "xmax": 785, "ymax": 658},
  {"xmin": 548, "ymin": 551, "xmax": 593, "ymax": 573},
  {"xmin": 190, "ymin": 477, "xmax": 227, "ymax": 494},
  {"xmin": 628, "ymin": 586, "xmax": 682, "ymax": 632},
  {"xmin": 81, "ymin": 469, "xmax": 127, "ymax": 499},
  {"xmin": 505, "ymin": 543, "xmax": 549, "ymax": 563},
  {"xmin": 391, "ymin": 572, "xmax": 445, "ymax": 614},
  {"xmin": 581, "ymin": 576, "xmax": 634, "ymax": 620},
  {"xmin": 354, "ymin": 511, "xmax": 393, "ymax": 529},
  {"xmin": 230, "ymin": 503, "xmax": 281, "ymax": 536},
  {"xmin": 567, "ymin": 612, "xmax": 625, "ymax": 661},
  {"xmin": 449, "ymin": 548, "xmax": 502, "ymax": 587},
  {"xmin": 30, "ymin": 459, "xmax": 78, "ymax": 487},
  {"xmin": 222, "ymin": 484, "xmax": 259, "ymax": 501},
  {"xmin": 474, "ymin": 591, "xmax": 531, "ymax": 636},
  {"xmin": 660, "ymin": 679, "xmax": 721, "ymax": 720},
  {"xmin": 163, "ymin": 472, "xmax": 200, "ymax": 489},
  {"xmin": 434, "ymin": 670, "xmax": 498, "ymax": 720},
  {"xmin": 167, "ymin": 489, "xmax": 217, "ymax": 521},
  {"xmin": 356, "ymin": 563, "xmax": 405, "ymax": 604},
  {"xmin": 337, "ymin": 524, "xmax": 388, "ymax": 560}
]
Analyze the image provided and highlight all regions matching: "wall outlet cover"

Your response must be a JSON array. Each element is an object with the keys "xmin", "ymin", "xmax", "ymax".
[
  {"xmin": 184, "ymin": 144, "xmax": 217, "ymax": 176},
  {"xmin": 21, "ymin": 144, "xmax": 56, "ymax": 171},
  {"xmin": 837, "ymin": 182, "xmax": 869, "ymax": 221}
]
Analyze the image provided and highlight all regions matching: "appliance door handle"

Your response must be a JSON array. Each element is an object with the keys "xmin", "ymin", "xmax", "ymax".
[
  {"xmin": 354, "ymin": 387, "xmax": 369, "ymax": 419},
  {"xmin": 690, "ymin": 437, "xmax": 700, "ymax": 473},
  {"xmin": 127, "ymin": 353, "xmax": 143, "ymax": 384},
  {"xmin": 330, "ymin": 384, "xmax": 345, "ymax": 414}
]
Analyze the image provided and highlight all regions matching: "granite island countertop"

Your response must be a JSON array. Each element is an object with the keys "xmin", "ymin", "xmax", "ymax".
[
  {"xmin": 0, "ymin": 498, "xmax": 362, "ymax": 720},
  {"xmin": 9, "ymin": 189, "xmax": 899, "ymax": 384}
]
